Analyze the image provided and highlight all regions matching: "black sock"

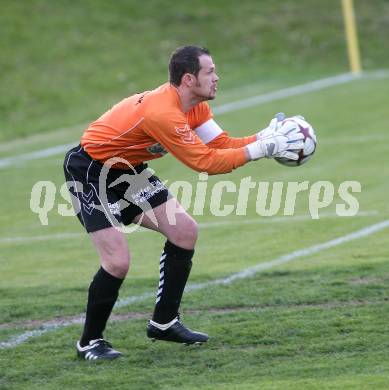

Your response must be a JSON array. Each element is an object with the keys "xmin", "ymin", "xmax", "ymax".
[
  {"xmin": 152, "ymin": 240, "xmax": 194, "ymax": 324},
  {"xmin": 80, "ymin": 267, "xmax": 124, "ymax": 346}
]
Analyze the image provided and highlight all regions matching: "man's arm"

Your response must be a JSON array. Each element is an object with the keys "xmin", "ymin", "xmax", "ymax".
[
  {"xmin": 195, "ymin": 116, "xmax": 305, "ymax": 161},
  {"xmin": 145, "ymin": 114, "xmax": 248, "ymax": 175},
  {"xmin": 194, "ymin": 119, "xmax": 257, "ymax": 149},
  {"xmin": 145, "ymin": 113, "xmax": 303, "ymax": 175}
]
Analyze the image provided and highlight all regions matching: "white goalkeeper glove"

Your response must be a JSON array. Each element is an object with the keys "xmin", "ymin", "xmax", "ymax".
[
  {"xmin": 256, "ymin": 118, "xmax": 281, "ymax": 140},
  {"xmin": 256, "ymin": 113, "xmax": 305, "ymax": 141},
  {"xmin": 256, "ymin": 113, "xmax": 286, "ymax": 140},
  {"xmin": 246, "ymin": 120, "xmax": 304, "ymax": 161}
]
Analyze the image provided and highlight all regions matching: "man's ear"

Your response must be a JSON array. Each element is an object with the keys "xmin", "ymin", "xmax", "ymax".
[{"xmin": 181, "ymin": 73, "xmax": 195, "ymax": 87}]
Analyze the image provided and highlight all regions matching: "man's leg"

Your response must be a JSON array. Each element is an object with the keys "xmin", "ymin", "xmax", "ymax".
[
  {"xmin": 64, "ymin": 146, "xmax": 132, "ymax": 359},
  {"xmin": 133, "ymin": 198, "xmax": 209, "ymax": 344},
  {"xmin": 76, "ymin": 227, "xmax": 130, "ymax": 360}
]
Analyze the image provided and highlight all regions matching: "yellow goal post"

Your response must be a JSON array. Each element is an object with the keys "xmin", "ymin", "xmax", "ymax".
[{"xmin": 341, "ymin": 0, "xmax": 362, "ymax": 74}]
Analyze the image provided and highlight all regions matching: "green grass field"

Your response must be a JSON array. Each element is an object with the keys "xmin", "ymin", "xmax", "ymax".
[
  {"xmin": 1, "ymin": 72, "xmax": 389, "ymax": 389},
  {"xmin": 2, "ymin": 1, "xmax": 389, "ymax": 389}
]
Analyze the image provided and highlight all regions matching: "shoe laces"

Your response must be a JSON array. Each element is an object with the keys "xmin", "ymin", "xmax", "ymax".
[{"xmin": 91, "ymin": 339, "xmax": 113, "ymax": 349}]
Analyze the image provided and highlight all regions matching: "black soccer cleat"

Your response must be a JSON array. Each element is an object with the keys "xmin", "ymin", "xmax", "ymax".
[
  {"xmin": 76, "ymin": 339, "xmax": 122, "ymax": 361},
  {"xmin": 147, "ymin": 318, "xmax": 209, "ymax": 345}
]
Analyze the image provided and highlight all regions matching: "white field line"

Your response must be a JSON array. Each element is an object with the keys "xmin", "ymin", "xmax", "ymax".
[
  {"xmin": 0, "ymin": 142, "xmax": 77, "ymax": 169},
  {"xmin": 212, "ymin": 72, "xmax": 359, "ymax": 115},
  {"xmin": 211, "ymin": 68, "xmax": 388, "ymax": 114},
  {"xmin": 2, "ymin": 70, "xmax": 388, "ymax": 169},
  {"xmin": 0, "ymin": 210, "xmax": 379, "ymax": 245},
  {"xmin": 1, "ymin": 218, "xmax": 389, "ymax": 350}
]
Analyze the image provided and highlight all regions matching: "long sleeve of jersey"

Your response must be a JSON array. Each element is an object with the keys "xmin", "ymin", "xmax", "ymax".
[
  {"xmin": 206, "ymin": 131, "xmax": 257, "ymax": 149},
  {"xmin": 144, "ymin": 112, "xmax": 248, "ymax": 175},
  {"xmin": 192, "ymin": 114, "xmax": 256, "ymax": 149}
]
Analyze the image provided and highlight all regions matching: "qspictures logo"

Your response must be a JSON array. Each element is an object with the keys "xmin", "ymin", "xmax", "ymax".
[{"xmin": 29, "ymin": 160, "xmax": 362, "ymax": 232}]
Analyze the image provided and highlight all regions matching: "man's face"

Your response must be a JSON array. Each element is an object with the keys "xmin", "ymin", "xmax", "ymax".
[{"xmin": 192, "ymin": 55, "xmax": 219, "ymax": 101}]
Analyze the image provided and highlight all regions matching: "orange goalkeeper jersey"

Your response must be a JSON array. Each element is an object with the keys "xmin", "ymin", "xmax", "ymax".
[{"xmin": 80, "ymin": 83, "xmax": 256, "ymax": 174}]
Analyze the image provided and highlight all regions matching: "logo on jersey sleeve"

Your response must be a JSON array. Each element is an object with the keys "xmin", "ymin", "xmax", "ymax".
[{"xmin": 175, "ymin": 124, "xmax": 195, "ymax": 144}]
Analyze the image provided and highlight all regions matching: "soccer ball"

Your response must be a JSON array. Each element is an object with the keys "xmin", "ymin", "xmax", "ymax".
[{"xmin": 275, "ymin": 116, "xmax": 317, "ymax": 167}]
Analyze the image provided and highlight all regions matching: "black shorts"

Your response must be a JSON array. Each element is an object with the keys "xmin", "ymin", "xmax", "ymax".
[{"xmin": 63, "ymin": 145, "xmax": 170, "ymax": 233}]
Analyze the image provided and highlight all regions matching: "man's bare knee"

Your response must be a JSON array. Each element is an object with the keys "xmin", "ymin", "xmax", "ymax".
[
  {"xmin": 105, "ymin": 258, "xmax": 130, "ymax": 279},
  {"xmin": 135, "ymin": 199, "xmax": 198, "ymax": 249},
  {"xmin": 90, "ymin": 227, "xmax": 130, "ymax": 278},
  {"xmin": 168, "ymin": 216, "xmax": 198, "ymax": 249}
]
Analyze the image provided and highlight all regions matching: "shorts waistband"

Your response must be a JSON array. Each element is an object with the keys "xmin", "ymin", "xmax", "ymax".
[{"xmin": 77, "ymin": 145, "xmax": 148, "ymax": 174}]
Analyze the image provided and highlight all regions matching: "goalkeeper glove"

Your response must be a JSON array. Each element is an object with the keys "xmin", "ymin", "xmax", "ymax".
[
  {"xmin": 256, "ymin": 113, "xmax": 286, "ymax": 140},
  {"xmin": 246, "ymin": 121, "xmax": 304, "ymax": 161},
  {"xmin": 256, "ymin": 113, "xmax": 306, "ymax": 141}
]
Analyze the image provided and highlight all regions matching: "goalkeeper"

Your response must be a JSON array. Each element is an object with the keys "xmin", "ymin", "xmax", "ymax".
[{"xmin": 64, "ymin": 45, "xmax": 303, "ymax": 361}]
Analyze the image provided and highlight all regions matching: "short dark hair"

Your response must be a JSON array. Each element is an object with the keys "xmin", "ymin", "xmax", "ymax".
[{"xmin": 168, "ymin": 45, "xmax": 210, "ymax": 86}]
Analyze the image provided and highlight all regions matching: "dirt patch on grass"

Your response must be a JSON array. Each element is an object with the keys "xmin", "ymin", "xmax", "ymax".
[
  {"xmin": 348, "ymin": 276, "xmax": 383, "ymax": 285},
  {"xmin": 2, "ymin": 300, "xmax": 387, "ymax": 331}
]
